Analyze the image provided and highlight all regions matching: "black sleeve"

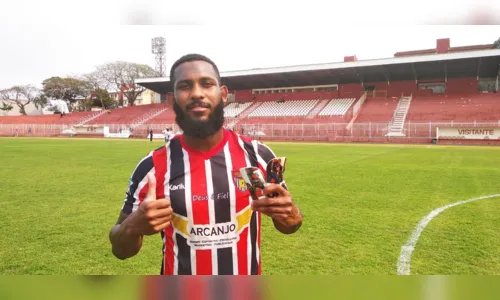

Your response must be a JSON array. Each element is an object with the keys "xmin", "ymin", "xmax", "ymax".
[
  {"xmin": 257, "ymin": 141, "xmax": 276, "ymax": 164},
  {"xmin": 121, "ymin": 154, "xmax": 154, "ymax": 216}
]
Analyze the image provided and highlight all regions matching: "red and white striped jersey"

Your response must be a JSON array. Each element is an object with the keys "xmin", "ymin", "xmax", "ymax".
[{"xmin": 121, "ymin": 129, "xmax": 277, "ymax": 275}]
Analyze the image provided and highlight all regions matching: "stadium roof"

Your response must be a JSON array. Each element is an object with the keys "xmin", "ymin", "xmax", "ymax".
[{"xmin": 136, "ymin": 49, "xmax": 500, "ymax": 94}]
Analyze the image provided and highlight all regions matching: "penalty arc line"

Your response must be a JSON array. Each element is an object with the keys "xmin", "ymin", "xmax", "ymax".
[{"xmin": 397, "ymin": 193, "xmax": 500, "ymax": 275}]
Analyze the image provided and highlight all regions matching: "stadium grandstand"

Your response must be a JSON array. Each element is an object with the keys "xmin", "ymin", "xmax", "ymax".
[{"xmin": 1, "ymin": 37, "xmax": 500, "ymax": 145}]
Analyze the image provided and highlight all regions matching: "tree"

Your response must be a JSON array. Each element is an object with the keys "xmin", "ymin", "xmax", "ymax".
[
  {"xmin": 0, "ymin": 101, "xmax": 14, "ymax": 115},
  {"xmin": 0, "ymin": 85, "xmax": 39, "ymax": 115},
  {"xmin": 81, "ymin": 72, "xmax": 115, "ymax": 109},
  {"xmin": 493, "ymin": 37, "xmax": 500, "ymax": 49},
  {"xmin": 33, "ymin": 93, "xmax": 48, "ymax": 110},
  {"xmin": 41, "ymin": 77, "xmax": 92, "ymax": 111},
  {"xmin": 94, "ymin": 61, "xmax": 157, "ymax": 106},
  {"xmin": 89, "ymin": 88, "xmax": 116, "ymax": 109},
  {"xmin": 82, "ymin": 71, "xmax": 106, "ymax": 90}
]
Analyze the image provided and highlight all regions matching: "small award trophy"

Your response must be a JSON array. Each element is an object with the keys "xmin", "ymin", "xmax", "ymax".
[{"xmin": 239, "ymin": 167, "xmax": 266, "ymax": 200}]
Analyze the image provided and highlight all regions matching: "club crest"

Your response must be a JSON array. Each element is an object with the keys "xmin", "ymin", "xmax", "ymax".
[{"xmin": 232, "ymin": 170, "xmax": 248, "ymax": 192}]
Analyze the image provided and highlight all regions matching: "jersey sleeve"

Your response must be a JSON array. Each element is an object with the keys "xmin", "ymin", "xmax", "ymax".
[
  {"xmin": 253, "ymin": 140, "xmax": 291, "ymax": 191},
  {"xmin": 249, "ymin": 140, "xmax": 275, "ymax": 178},
  {"xmin": 255, "ymin": 140, "xmax": 277, "ymax": 166},
  {"xmin": 121, "ymin": 152, "xmax": 155, "ymax": 216}
]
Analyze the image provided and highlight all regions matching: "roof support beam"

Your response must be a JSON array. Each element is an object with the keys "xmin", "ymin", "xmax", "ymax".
[
  {"xmin": 411, "ymin": 63, "xmax": 418, "ymax": 83},
  {"xmin": 381, "ymin": 66, "xmax": 390, "ymax": 85},
  {"xmin": 496, "ymin": 73, "xmax": 499, "ymax": 92},
  {"xmin": 354, "ymin": 68, "xmax": 364, "ymax": 88},
  {"xmin": 476, "ymin": 57, "xmax": 482, "ymax": 80},
  {"xmin": 444, "ymin": 63, "xmax": 448, "ymax": 83}
]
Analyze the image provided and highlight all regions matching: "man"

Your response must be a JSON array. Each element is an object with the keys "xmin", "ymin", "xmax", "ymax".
[
  {"xmin": 109, "ymin": 54, "xmax": 303, "ymax": 275},
  {"xmin": 166, "ymin": 128, "xmax": 174, "ymax": 143},
  {"xmin": 162, "ymin": 127, "xmax": 169, "ymax": 143}
]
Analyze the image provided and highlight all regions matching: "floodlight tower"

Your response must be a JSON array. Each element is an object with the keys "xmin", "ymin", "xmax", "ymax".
[{"xmin": 151, "ymin": 37, "xmax": 166, "ymax": 77}]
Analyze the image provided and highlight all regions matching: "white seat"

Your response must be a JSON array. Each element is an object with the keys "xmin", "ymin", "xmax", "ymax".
[
  {"xmin": 318, "ymin": 98, "xmax": 356, "ymax": 116},
  {"xmin": 223, "ymin": 102, "xmax": 253, "ymax": 117},
  {"xmin": 248, "ymin": 99, "xmax": 319, "ymax": 117}
]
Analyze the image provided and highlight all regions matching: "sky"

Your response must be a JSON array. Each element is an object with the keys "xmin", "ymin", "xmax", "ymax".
[{"xmin": 0, "ymin": 0, "xmax": 499, "ymax": 89}]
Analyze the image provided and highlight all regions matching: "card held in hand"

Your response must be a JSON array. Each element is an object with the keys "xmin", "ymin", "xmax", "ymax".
[
  {"xmin": 266, "ymin": 157, "xmax": 288, "ymax": 191},
  {"xmin": 239, "ymin": 167, "xmax": 266, "ymax": 200}
]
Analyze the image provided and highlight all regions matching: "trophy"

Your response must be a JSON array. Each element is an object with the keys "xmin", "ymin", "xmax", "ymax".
[
  {"xmin": 239, "ymin": 167, "xmax": 266, "ymax": 200},
  {"xmin": 266, "ymin": 157, "xmax": 288, "ymax": 192}
]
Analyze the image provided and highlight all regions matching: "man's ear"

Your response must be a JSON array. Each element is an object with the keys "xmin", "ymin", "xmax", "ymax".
[
  {"xmin": 167, "ymin": 92, "xmax": 174, "ymax": 107},
  {"xmin": 220, "ymin": 85, "xmax": 229, "ymax": 105}
]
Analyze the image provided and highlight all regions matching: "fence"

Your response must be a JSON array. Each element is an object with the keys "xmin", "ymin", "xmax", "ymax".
[
  {"xmin": 233, "ymin": 122, "xmax": 500, "ymax": 143},
  {"xmin": 0, "ymin": 124, "xmax": 67, "ymax": 137},
  {"xmin": 2, "ymin": 122, "xmax": 500, "ymax": 143}
]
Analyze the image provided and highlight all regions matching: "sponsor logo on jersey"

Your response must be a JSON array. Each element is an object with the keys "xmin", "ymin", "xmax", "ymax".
[
  {"xmin": 192, "ymin": 192, "xmax": 229, "ymax": 201},
  {"xmin": 187, "ymin": 221, "xmax": 239, "ymax": 250},
  {"xmin": 169, "ymin": 183, "xmax": 185, "ymax": 191}
]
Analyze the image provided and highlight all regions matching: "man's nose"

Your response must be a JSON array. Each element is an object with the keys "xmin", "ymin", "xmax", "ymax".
[{"xmin": 190, "ymin": 83, "xmax": 204, "ymax": 99}]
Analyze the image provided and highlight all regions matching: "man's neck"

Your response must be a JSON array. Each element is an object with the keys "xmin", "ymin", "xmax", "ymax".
[{"xmin": 183, "ymin": 128, "xmax": 225, "ymax": 152}]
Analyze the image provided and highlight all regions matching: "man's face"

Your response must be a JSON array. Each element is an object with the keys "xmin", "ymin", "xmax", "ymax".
[{"xmin": 171, "ymin": 60, "xmax": 228, "ymax": 138}]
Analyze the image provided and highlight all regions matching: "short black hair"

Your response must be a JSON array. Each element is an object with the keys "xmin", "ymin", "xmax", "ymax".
[{"xmin": 169, "ymin": 53, "xmax": 221, "ymax": 85}]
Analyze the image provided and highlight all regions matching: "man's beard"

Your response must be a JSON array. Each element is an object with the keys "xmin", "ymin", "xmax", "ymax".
[{"xmin": 173, "ymin": 99, "xmax": 225, "ymax": 139}]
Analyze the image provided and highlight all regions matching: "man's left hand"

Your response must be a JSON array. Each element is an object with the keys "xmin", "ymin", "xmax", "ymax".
[{"xmin": 251, "ymin": 183, "xmax": 302, "ymax": 229}]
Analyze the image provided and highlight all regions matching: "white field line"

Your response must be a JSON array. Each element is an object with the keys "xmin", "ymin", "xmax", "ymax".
[{"xmin": 397, "ymin": 193, "xmax": 500, "ymax": 275}]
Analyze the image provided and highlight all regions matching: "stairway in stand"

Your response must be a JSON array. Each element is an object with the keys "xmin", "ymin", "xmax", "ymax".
[
  {"xmin": 130, "ymin": 107, "xmax": 169, "ymax": 129},
  {"xmin": 386, "ymin": 95, "xmax": 412, "ymax": 137},
  {"xmin": 306, "ymin": 99, "xmax": 330, "ymax": 118},
  {"xmin": 226, "ymin": 102, "xmax": 264, "ymax": 128},
  {"xmin": 74, "ymin": 111, "xmax": 107, "ymax": 126}
]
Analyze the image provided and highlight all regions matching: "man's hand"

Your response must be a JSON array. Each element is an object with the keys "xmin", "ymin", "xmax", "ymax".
[
  {"xmin": 124, "ymin": 173, "xmax": 173, "ymax": 236},
  {"xmin": 251, "ymin": 183, "xmax": 302, "ymax": 234},
  {"xmin": 110, "ymin": 172, "xmax": 173, "ymax": 260}
]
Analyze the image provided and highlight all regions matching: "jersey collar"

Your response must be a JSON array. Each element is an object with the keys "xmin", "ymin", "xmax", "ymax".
[{"xmin": 179, "ymin": 128, "xmax": 230, "ymax": 160}]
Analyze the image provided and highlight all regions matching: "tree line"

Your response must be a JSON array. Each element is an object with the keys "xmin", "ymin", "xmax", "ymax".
[{"xmin": 0, "ymin": 61, "xmax": 157, "ymax": 115}]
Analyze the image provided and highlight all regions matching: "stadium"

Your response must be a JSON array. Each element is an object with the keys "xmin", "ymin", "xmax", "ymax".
[
  {"xmin": 1, "ymin": 37, "xmax": 500, "ymax": 145},
  {"xmin": 1, "ymin": 37, "xmax": 500, "ymax": 276}
]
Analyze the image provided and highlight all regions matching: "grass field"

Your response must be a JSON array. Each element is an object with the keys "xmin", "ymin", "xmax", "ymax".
[{"xmin": 1, "ymin": 137, "xmax": 500, "ymax": 275}]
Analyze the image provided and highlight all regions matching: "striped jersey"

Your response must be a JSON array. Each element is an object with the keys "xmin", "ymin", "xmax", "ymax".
[{"xmin": 121, "ymin": 129, "xmax": 276, "ymax": 275}]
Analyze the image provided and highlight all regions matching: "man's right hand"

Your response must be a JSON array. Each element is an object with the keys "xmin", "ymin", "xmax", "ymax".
[{"xmin": 126, "ymin": 172, "xmax": 173, "ymax": 236}]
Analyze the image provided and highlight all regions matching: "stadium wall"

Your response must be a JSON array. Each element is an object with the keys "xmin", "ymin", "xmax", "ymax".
[
  {"xmin": 235, "ymin": 90, "xmax": 253, "ymax": 101},
  {"xmin": 446, "ymin": 78, "xmax": 479, "ymax": 94},
  {"xmin": 237, "ymin": 78, "xmax": 482, "ymax": 100},
  {"xmin": 3, "ymin": 122, "xmax": 500, "ymax": 145}
]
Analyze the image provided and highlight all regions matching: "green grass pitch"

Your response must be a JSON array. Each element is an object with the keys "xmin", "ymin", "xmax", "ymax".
[{"xmin": 1, "ymin": 137, "xmax": 500, "ymax": 275}]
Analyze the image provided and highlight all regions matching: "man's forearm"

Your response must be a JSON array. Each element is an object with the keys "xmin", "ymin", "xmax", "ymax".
[
  {"xmin": 273, "ymin": 205, "xmax": 303, "ymax": 234},
  {"xmin": 109, "ymin": 218, "xmax": 143, "ymax": 260}
]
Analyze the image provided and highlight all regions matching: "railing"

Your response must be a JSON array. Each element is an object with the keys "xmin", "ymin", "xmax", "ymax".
[
  {"xmin": 2, "ymin": 122, "xmax": 500, "ymax": 141},
  {"xmin": 352, "ymin": 92, "xmax": 367, "ymax": 116}
]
